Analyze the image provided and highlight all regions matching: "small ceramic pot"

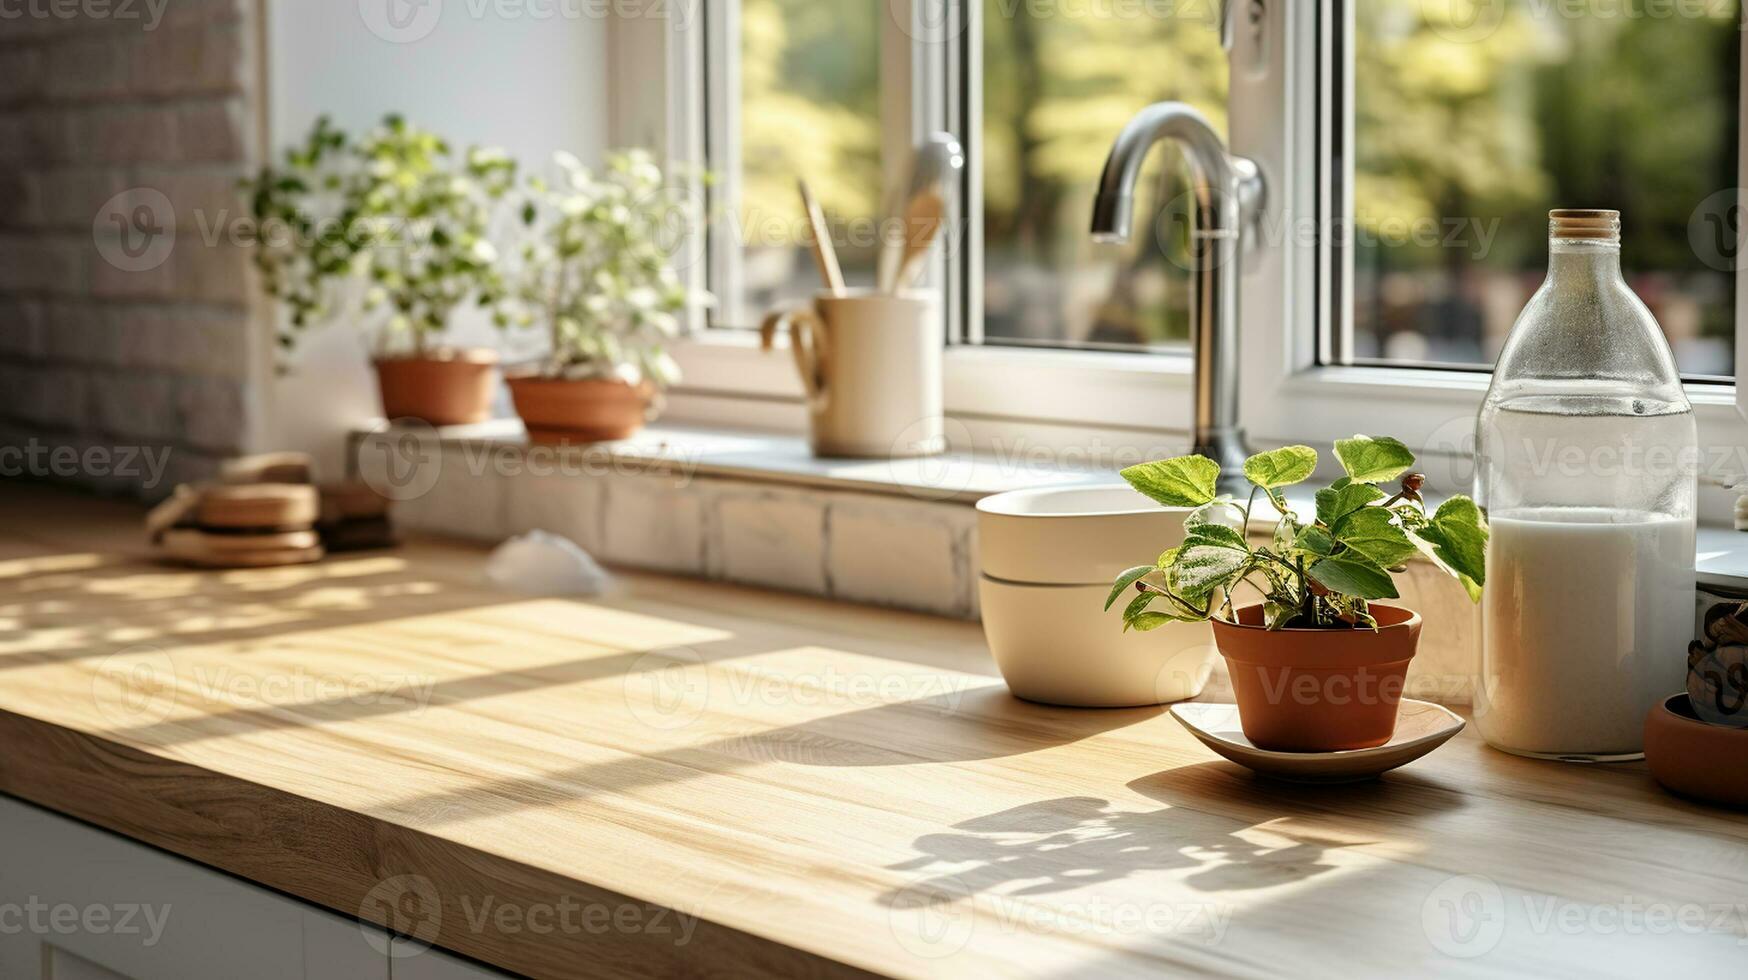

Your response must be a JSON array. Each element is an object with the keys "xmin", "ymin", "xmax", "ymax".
[
  {"xmin": 1687, "ymin": 646, "xmax": 1748, "ymax": 729},
  {"xmin": 1212, "ymin": 604, "xmax": 1422, "ymax": 752},
  {"xmin": 507, "ymin": 376, "xmax": 652, "ymax": 444},
  {"xmin": 979, "ymin": 578, "xmax": 1215, "ymax": 707},
  {"xmin": 373, "ymin": 350, "xmax": 499, "ymax": 426},
  {"xmin": 1644, "ymin": 694, "xmax": 1748, "ymax": 809}
]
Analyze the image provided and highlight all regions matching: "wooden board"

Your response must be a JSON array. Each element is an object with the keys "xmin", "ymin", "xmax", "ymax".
[{"xmin": 0, "ymin": 482, "xmax": 1744, "ymax": 979}]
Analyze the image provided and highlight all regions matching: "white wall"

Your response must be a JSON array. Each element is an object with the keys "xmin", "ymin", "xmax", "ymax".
[{"xmin": 263, "ymin": 0, "xmax": 610, "ymax": 478}]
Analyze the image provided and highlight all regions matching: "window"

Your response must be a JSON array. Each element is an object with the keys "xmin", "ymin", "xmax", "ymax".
[
  {"xmin": 711, "ymin": 0, "xmax": 882, "ymax": 327},
  {"xmin": 977, "ymin": 2, "xmax": 1226, "ymax": 351},
  {"xmin": 704, "ymin": 1, "xmax": 1230, "ymax": 352},
  {"xmin": 646, "ymin": 0, "xmax": 1748, "ymax": 466},
  {"xmin": 1333, "ymin": 0, "xmax": 1740, "ymax": 380}
]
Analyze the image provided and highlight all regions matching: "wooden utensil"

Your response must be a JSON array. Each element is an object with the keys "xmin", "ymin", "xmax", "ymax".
[
  {"xmin": 797, "ymin": 179, "xmax": 845, "ymax": 297},
  {"xmin": 886, "ymin": 190, "xmax": 945, "ymax": 294},
  {"xmin": 880, "ymin": 133, "xmax": 962, "ymax": 294}
]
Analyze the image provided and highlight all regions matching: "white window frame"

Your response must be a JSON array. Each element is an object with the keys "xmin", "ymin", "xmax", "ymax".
[{"xmin": 609, "ymin": 1, "xmax": 1748, "ymax": 499}]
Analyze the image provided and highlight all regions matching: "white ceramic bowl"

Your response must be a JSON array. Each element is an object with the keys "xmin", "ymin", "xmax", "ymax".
[
  {"xmin": 976, "ymin": 485, "xmax": 1193, "ymax": 585},
  {"xmin": 979, "ymin": 578, "xmax": 1216, "ymax": 707}
]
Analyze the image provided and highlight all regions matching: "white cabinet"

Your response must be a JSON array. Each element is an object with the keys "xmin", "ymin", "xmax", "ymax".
[
  {"xmin": 0, "ymin": 796, "xmax": 388, "ymax": 980},
  {"xmin": 394, "ymin": 949, "xmax": 518, "ymax": 980}
]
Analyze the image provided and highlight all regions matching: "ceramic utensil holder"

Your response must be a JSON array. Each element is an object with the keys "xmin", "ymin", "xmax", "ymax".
[{"xmin": 761, "ymin": 289, "xmax": 943, "ymax": 458}]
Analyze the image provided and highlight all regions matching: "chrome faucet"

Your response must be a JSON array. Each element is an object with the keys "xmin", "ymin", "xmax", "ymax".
[{"xmin": 1090, "ymin": 102, "xmax": 1264, "ymax": 485}]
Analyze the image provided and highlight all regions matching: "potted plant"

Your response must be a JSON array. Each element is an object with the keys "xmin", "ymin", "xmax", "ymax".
[
  {"xmin": 1106, "ymin": 436, "xmax": 1489, "ymax": 752},
  {"xmin": 504, "ymin": 150, "xmax": 710, "ymax": 443},
  {"xmin": 245, "ymin": 115, "xmax": 519, "ymax": 425}
]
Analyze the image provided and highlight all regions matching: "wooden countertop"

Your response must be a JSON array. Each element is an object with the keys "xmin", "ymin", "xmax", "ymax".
[{"xmin": 1, "ymin": 483, "xmax": 1743, "ymax": 978}]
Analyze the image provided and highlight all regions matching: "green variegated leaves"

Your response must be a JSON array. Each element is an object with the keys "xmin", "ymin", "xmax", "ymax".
[
  {"xmin": 1243, "ymin": 445, "xmax": 1318, "ymax": 490},
  {"xmin": 1316, "ymin": 479, "xmax": 1385, "ymax": 529},
  {"xmin": 1104, "ymin": 565, "xmax": 1154, "ymax": 611},
  {"xmin": 1334, "ymin": 508, "xmax": 1418, "ymax": 569},
  {"xmin": 1334, "ymin": 435, "xmax": 1416, "ymax": 485},
  {"xmin": 1108, "ymin": 436, "xmax": 1488, "ymax": 634},
  {"xmin": 1309, "ymin": 554, "xmax": 1400, "ymax": 600},
  {"xmin": 1120, "ymin": 456, "xmax": 1220, "ymax": 507},
  {"xmin": 1173, "ymin": 545, "xmax": 1248, "ymax": 602},
  {"xmin": 1409, "ymin": 495, "xmax": 1489, "ymax": 602}
]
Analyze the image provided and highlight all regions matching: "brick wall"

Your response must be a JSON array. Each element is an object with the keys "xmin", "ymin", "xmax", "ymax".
[{"xmin": 0, "ymin": 0, "xmax": 263, "ymax": 498}]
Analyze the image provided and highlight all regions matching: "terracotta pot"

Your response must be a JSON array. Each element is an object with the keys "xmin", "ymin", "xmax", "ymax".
[
  {"xmin": 373, "ymin": 350, "xmax": 499, "ymax": 426},
  {"xmin": 1212, "ymin": 604, "xmax": 1422, "ymax": 752},
  {"xmin": 507, "ymin": 376, "xmax": 652, "ymax": 444},
  {"xmin": 1644, "ymin": 694, "xmax": 1748, "ymax": 809}
]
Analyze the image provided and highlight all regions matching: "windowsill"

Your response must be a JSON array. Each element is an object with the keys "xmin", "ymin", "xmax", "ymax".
[
  {"xmin": 354, "ymin": 417, "xmax": 1748, "ymax": 591},
  {"xmin": 355, "ymin": 417, "xmax": 1123, "ymax": 504}
]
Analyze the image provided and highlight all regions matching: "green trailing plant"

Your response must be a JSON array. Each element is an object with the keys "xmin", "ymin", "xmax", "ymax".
[
  {"xmin": 242, "ymin": 114, "xmax": 519, "ymax": 359},
  {"xmin": 1106, "ymin": 436, "xmax": 1489, "ymax": 632},
  {"xmin": 510, "ymin": 150, "xmax": 712, "ymax": 387},
  {"xmin": 242, "ymin": 116, "xmax": 354, "ymax": 354}
]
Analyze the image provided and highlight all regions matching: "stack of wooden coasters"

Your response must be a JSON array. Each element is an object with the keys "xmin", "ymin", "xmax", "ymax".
[
  {"xmin": 317, "ymin": 481, "xmax": 398, "ymax": 552},
  {"xmin": 145, "ymin": 452, "xmax": 399, "ymax": 568},
  {"xmin": 148, "ymin": 482, "xmax": 325, "ymax": 568}
]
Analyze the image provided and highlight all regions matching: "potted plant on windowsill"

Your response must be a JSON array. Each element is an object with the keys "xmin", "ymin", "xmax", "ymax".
[
  {"xmin": 245, "ymin": 115, "xmax": 518, "ymax": 426},
  {"xmin": 1107, "ymin": 436, "xmax": 1490, "ymax": 752},
  {"xmin": 504, "ymin": 150, "xmax": 711, "ymax": 444}
]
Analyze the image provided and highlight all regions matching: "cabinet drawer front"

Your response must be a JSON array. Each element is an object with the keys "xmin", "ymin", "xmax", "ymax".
[{"xmin": 0, "ymin": 795, "xmax": 387, "ymax": 980}]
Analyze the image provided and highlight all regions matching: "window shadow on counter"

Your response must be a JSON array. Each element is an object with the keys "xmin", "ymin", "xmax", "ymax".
[{"xmin": 365, "ymin": 686, "xmax": 1161, "ymax": 826}]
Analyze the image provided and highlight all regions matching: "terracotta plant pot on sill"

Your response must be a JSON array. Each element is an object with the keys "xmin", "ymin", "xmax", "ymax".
[
  {"xmin": 1212, "ymin": 603, "xmax": 1423, "ymax": 753},
  {"xmin": 373, "ymin": 349, "xmax": 500, "ymax": 426},
  {"xmin": 507, "ymin": 375, "xmax": 654, "ymax": 445}
]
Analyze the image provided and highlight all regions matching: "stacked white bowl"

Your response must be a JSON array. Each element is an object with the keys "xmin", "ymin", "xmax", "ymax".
[{"xmin": 976, "ymin": 485, "xmax": 1217, "ymax": 707}]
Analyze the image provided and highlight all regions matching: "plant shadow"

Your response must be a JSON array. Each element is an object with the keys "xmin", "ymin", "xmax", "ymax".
[{"xmin": 883, "ymin": 760, "xmax": 1468, "ymax": 907}]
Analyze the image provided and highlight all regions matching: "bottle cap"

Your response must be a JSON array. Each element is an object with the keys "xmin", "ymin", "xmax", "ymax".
[{"xmin": 1549, "ymin": 208, "xmax": 1621, "ymax": 242}]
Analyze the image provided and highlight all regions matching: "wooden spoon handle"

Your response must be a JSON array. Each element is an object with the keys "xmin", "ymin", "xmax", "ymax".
[{"xmin": 798, "ymin": 179, "xmax": 846, "ymax": 297}]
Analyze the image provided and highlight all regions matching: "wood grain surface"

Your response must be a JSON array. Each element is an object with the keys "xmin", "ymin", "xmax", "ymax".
[{"xmin": 0, "ymin": 482, "xmax": 1743, "ymax": 979}]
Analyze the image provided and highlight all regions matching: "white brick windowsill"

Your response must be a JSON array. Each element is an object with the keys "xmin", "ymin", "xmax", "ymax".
[
  {"xmin": 349, "ymin": 420, "xmax": 1748, "ymax": 623},
  {"xmin": 348, "ymin": 420, "xmax": 1120, "ymax": 620}
]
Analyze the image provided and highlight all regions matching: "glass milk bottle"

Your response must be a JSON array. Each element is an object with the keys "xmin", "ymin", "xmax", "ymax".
[{"xmin": 1475, "ymin": 209, "xmax": 1696, "ymax": 761}]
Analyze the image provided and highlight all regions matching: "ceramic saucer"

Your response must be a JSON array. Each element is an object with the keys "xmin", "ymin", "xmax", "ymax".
[{"xmin": 1170, "ymin": 699, "xmax": 1465, "ymax": 783}]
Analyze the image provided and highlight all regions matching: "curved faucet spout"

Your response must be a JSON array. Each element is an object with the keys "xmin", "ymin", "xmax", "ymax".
[
  {"xmin": 1088, "ymin": 102, "xmax": 1264, "ymax": 486},
  {"xmin": 1090, "ymin": 103, "xmax": 1241, "ymax": 244}
]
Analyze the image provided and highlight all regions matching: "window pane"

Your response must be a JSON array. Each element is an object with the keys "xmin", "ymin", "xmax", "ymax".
[
  {"xmin": 1349, "ymin": 0, "xmax": 1739, "ymax": 377},
  {"xmin": 981, "ymin": 3, "xmax": 1228, "ymax": 350},
  {"xmin": 724, "ymin": 0, "xmax": 881, "ymax": 326}
]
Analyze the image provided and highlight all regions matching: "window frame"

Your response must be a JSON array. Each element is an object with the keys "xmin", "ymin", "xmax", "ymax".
[
  {"xmin": 624, "ymin": 0, "xmax": 1199, "ymax": 453},
  {"xmin": 611, "ymin": 1, "xmax": 1748, "ymax": 501},
  {"xmin": 1233, "ymin": 1, "xmax": 1748, "ymax": 497}
]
